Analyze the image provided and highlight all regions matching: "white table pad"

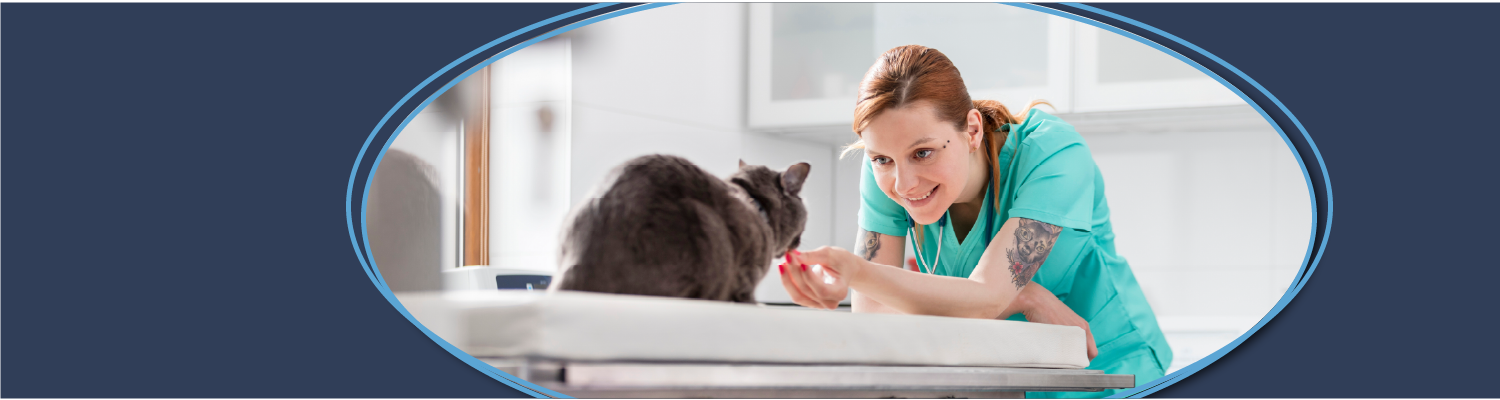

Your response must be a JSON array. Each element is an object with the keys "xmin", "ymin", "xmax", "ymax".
[{"xmin": 397, "ymin": 290, "xmax": 1090, "ymax": 369}]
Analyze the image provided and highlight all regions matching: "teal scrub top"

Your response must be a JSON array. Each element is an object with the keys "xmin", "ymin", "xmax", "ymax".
[{"xmin": 858, "ymin": 109, "xmax": 1172, "ymax": 398}]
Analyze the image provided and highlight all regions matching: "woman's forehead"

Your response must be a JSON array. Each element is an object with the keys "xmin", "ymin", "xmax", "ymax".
[{"xmin": 862, "ymin": 105, "xmax": 955, "ymax": 154}]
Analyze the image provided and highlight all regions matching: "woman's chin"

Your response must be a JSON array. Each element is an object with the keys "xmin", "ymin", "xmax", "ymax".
[{"xmin": 907, "ymin": 207, "xmax": 945, "ymax": 225}]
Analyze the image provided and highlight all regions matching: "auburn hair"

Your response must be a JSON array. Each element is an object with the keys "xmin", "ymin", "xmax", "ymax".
[{"xmin": 844, "ymin": 45, "xmax": 1049, "ymax": 245}]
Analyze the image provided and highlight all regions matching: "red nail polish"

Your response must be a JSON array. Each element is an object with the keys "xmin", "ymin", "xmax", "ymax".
[
  {"xmin": 779, "ymin": 264, "xmax": 785, "ymax": 274},
  {"xmin": 801, "ymin": 264, "xmax": 807, "ymax": 271}
]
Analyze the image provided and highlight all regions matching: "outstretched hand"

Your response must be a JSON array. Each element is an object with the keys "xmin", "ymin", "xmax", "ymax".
[{"xmin": 778, "ymin": 247, "xmax": 861, "ymax": 310}]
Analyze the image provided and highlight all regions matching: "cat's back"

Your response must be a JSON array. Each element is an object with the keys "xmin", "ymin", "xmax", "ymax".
[
  {"xmin": 594, "ymin": 154, "xmax": 730, "ymax": 206},
  {"xmin": 558, "ymin": 154, "xmax": 749, "ymax": 300}
]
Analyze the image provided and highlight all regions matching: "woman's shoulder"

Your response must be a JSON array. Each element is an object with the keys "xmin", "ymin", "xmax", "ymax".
[{"xmin": 1014, "ymin": 108, "xmax": 1087, "ymax": 154}]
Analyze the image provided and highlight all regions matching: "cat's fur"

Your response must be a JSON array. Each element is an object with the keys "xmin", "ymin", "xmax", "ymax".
[{"xmin": 552, "ymin": 154, "xmax": 810, "ymax": 303}]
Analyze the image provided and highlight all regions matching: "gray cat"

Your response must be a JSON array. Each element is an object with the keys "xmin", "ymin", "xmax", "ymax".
[{"xmin": 551, "ymin": 155, "xmax": 810, "ymax": 304}]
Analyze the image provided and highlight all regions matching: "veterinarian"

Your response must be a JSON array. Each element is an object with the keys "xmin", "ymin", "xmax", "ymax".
[{"xmin": 780, "ymin": 45, "xmax": 1171, "ymax": 398}]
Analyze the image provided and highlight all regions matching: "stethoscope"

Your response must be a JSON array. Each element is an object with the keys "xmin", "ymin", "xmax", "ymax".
[{"xmin": 907, "ymin": 213, "xmax": 948, "ymax": 275}]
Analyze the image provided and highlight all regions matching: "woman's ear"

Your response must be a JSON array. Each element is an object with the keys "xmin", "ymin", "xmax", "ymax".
[{"xmin": 967, "ymin": 109, "xmax": 985, "ymax": 151}]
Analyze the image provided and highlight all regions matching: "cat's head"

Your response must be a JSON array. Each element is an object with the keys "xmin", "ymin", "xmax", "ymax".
[{"xmin": 731, "ymin": 160, "xmax": 811, "ymax": 256}]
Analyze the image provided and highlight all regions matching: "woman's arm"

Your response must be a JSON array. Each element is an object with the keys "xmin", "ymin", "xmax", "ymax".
[
  {"xmin": 850, "ymin": 228, "xmax": 908, "ymax": 314},
  {"xmin": 860, "ymin": 217, "xmax": 1060, "ymax": 318},
  {"xmin": 787, "ymin": 219, "xmax": 1096, "ymax": 359},
  {"xmin": 1008, "ymin": 281, "xmax": 1099, "ymax": 360},
  {"xmin": 793, "ymin": 217, "xmax": 1061, "ymax": 319}
]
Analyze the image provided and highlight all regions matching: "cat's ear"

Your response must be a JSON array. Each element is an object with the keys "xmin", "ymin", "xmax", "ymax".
[
  {"xmin": 739, "ymin": 159, "xmax": 748, "ymax": 169},
  {"xmin": 781, "ymin": 162, "xmax": 811, "ymax": 197}
]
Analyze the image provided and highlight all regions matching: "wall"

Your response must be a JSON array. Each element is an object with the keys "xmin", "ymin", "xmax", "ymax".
[
  {"xmin": 567, "ymin": 3, "xmax": 751, "ymax": 194},
  {"xmin": 369, "ymin": 93, "xmax": 462, "ymax": 291},
  {"xmin": 490, "ymin": 39, "xmax": 573, "ymax": 272}
]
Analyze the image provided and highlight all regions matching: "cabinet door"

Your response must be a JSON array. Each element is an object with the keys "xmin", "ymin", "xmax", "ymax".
[
  {"xmin": 749, "ymin": 3, "xmax": 1072, "ymax": 129},
  {"xmin": 749, "ymin": 3, "xmax": 874, "ymax": 129},
  {"xmin": 1073, "ymin": 24, "xmax": 1243, "ymax": 113},
  {"xmin": 872, "ymin": 4, "xmax": 1072, "ymax": 116}
]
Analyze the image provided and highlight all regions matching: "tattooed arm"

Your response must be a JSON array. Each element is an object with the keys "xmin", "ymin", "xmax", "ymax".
[
  {"xmin": 994, "ymin": 219, "xmax": 1096, "ymax": 359},
  {"xmin": 788, "ymin": 218, "xmax": 1092, "ymax": 356},
  {"xmin": 849, "ymin": 228, "xmax": 908, "ymax": 314},
  {"xmin": 1003, "ymin": 218, "xmax": 1062, "ymax": 290}
]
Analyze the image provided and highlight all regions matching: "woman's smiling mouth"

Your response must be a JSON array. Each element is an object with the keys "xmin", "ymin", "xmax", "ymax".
[{"xmin": 904, "ymin": 185, "xmax": 939, "ymax": 207}]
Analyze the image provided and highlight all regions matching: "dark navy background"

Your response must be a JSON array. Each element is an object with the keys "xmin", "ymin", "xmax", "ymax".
[
  {"xmin": 1075, "ymin": 4, "xmax": 1500, "ymax": 398},
  {"xmin": 2, "ymin": 3, "xmax": 1495, "ymax": 398}
]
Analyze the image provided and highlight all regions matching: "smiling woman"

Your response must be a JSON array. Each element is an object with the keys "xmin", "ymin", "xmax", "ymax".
[
  {"xmin": 844, "ymin": 47, "xmax": 1048, "ymax": 226},
  {"xmin": 778, "ymin": 45, "xmax": 1170, "ymax": 398}
]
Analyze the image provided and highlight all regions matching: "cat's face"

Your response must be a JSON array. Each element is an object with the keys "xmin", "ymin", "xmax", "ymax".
[{"xmin": 732, "ymin": 161, "xmax": 811, "ymax": 256}]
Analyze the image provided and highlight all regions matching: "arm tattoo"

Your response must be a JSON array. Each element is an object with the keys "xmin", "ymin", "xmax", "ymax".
[
  {"xmin": 856, "ymin": 229, "xmax": 883, "ymax": 261},
  {"xmin": 1005, "ymin": 218, "xmax": 1061, "ymax": 289}
]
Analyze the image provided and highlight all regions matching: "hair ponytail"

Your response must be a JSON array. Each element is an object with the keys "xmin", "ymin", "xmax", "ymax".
[{"xmin": 973, "ymin": 99, "xmax": 1050, "ymax": 211}]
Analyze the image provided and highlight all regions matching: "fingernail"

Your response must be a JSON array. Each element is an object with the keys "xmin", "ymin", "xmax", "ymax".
[
  {"xmin": 801, "ymin": 264, "xmax": 807, "ymax": 271},
  {"xmin": 779, "ymin": 264, "xmax": 785, "ymax": 274}
]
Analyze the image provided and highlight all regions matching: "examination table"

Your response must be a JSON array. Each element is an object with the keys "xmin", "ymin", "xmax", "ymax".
[{"xmin": 398, "ymin": 291, "xmax": 1133, "ymax": 398}]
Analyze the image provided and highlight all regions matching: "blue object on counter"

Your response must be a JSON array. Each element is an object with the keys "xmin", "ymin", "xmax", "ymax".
[{"xmin": 496, "ymin": 275, "xmax": 552, "ymax": 290}]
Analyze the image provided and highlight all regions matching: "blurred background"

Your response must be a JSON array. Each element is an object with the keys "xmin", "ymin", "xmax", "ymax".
[{"xmin": 366, "ymin": 3, "xmax": 1311, "ymax": 374}]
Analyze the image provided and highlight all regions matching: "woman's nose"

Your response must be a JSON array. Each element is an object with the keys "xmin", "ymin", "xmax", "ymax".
[{"xmin": 894, "ymin": 165, "xmax": 919, "ymax": 193}]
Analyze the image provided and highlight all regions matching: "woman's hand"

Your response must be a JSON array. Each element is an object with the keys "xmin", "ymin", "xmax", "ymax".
[
  {"xmin": 779, "ymin": 247, "xmax": 862, "ymax": 310},
  {"xmin": 1014, "ymin": 283, "xmax": 1098, "ymax": 360}
]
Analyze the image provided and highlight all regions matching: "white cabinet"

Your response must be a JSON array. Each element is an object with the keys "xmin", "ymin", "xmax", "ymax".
[
  {"xmin": 874, "ymin": 4, "xmax": 1073, "ymax": 118},
  {"xmin": 1071, "ymin": 24, "xmax": 1242, "ymax": 113},
  {"xmin": 749, "ymin": 4, "xmax": 1246, "ymax": 129},
  {"xmin": 748, "ymin": 3, "xmax": 871, "ymax": 129},
  {"xmin": 749, "ymin": 3, "xmax": 1073, "ymax": 129}
]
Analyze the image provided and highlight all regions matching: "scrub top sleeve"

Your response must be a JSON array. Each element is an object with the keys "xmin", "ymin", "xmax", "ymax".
[
  {"xmin": 1007, "ymin": 142, "xmax": 1096, "ymax": 232},
  {"xmin": 858, "ymin": 159, "xmax": 908, "ymax": 237}
]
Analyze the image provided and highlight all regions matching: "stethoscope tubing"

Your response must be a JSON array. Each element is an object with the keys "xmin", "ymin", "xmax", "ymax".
[{"xmin": 907, "ymin": 213, "xmax": 947, "ymax": 275}]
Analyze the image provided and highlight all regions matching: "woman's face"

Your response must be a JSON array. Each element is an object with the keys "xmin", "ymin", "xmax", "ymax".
[{"xmin": 861, "ymin": 102, "xmax": 984, "ymax": 225}]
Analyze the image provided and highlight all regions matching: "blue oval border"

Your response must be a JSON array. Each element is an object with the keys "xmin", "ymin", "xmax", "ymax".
[
  {"xmin": 344, "ymin": 3, "xmax": 674, "ymax": 398},
  {"xmin": 343, "ymin": 3, "xmax": 1332, "ymax": 398}
]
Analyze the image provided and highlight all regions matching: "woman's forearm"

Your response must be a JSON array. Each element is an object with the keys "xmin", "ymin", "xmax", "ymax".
[
  {"xmin": 846, "ymin": 217, "xmax": 1061, "ymax": 319},
  {"xmin": 850, "ymin": 289, "xmax": 906, "ymax": 314},
  {"xmin": 849, "ymin": 260, "xmax": 1013, "ymax": 319}
]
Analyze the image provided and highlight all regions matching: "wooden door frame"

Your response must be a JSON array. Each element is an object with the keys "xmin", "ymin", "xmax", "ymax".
[{"xmin": 460, "ymin": 66, "xmax": 491, "ymax": 267}]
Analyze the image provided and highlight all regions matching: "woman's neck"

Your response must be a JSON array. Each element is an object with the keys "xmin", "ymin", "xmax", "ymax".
[{"xmin": 948, "ymin": 147, "xmax": 993, "ymax": 242}]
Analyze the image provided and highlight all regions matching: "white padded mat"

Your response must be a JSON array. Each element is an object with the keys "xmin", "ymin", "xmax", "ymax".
[{"xmin": 397, "ymin": 290, "xmax": 1090, "ymax": 369}]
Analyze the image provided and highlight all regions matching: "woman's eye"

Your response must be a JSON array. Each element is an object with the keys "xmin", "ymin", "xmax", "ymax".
[
  {"xmin": 871, "ymin": 157, "xmax": 892, "ymax": 166},
  {"xmin": 915, "ymin": 149, "xmax": 934, "ymax": 159}
]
